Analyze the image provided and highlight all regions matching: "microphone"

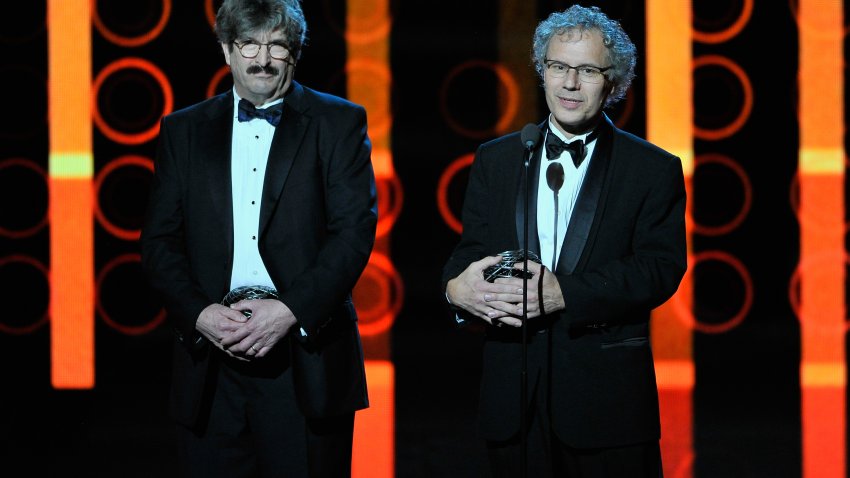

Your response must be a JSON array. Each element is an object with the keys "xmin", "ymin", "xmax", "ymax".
[
  {"xmin": 546, "ymin": 162, "xmax": 565, "ymax": 192},
  {"xmin": 546, "ymin": 162, "xmax": 565, "ymax": 270},
  {"xmin": 521, "ymin": 123, "xmax": 541, "ymax": 151}
]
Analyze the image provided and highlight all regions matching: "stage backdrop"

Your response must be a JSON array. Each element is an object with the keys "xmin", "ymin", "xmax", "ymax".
[{"xmin": 0, "ymin": 1, "xmax": 846, "ymax": 477}]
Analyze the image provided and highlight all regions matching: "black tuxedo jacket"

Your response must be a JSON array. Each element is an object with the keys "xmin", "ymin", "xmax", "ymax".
[
  {"xmin": 443, "ymin": 115, "xmax": 687, "ymax": 449},
  {"xmin": 141, "ymin": 82, "xmax": 377, "ymax": 427}
]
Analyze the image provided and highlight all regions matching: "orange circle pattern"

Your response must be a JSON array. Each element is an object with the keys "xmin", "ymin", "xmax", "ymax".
[
  {"xmin": 92, "ymin": 57, "xmax": 174, "ymax": 145},
  {"xmin": 672, "ymin": 250, "xmax": 753, "ymax": 334},
  {"xmin": 94, "ymin": 155, "xmax": 154, "ymax": 241},
  {"xmin": 92, "ymin": 0, "xmax": 171, "ymax": 47},
  {"xmin": 96, "ymin": 253, "xmax": 166, "ymax": 335},
  {"xmin": 692, "ymin": 54, "xmax": 753, "ymax": 141},
  {"xmin": 0, "ymin": 255, "xmax": 49, "ymax": 335},
  {"xmin": 437, "ymin": 153, "xmax": 475, "ymax": 234},
  {"xmin": 0, "ymin": 158, "xmax": 48, "ymax": 239},
  {"xmin": 439, "ymin": 60, "xmax": 520, "ymax": 140},
  {"xmin": 692, "ymin": 0, "xmax": 754, "ymax": 44},
  {"xmin": 690, "ymin": 154, "xmax": 752, "ymax": 236}
]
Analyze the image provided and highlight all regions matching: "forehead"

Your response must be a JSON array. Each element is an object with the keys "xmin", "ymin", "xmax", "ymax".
[
  {"xmin": 545, "ymin": 29, "xmax": 608, "ymax": 64},
  {"xmin": 241, "ymin": 27, "xmax": 287, "ymax": 42}
]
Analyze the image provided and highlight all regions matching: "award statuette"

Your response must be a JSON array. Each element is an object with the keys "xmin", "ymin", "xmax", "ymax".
[
  {"xmin": 221, "ymin": 285, "xmax": 280, "ymax": 319},
  {"xmin": 482, "ymin": 250, "xmax": 542, "ymax": 283}
]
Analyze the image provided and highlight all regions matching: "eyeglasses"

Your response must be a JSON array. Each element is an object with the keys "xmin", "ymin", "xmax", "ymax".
[
  {"xmin": 543, "ymin": 59, "xmax": 611, "ymax": 84},
  {"xmin": 233, "ymin": 41, "xmax": 291, "ymax": 61}
]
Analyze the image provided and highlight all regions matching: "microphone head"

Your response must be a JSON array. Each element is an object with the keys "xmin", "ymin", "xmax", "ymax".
[
  {"xmin": 546, "ymin": 161, "xmax": 565, "ymax": 192},
  {"xmin": 521, "ymin": 124, "xmax": 541, "ymax": 150}
]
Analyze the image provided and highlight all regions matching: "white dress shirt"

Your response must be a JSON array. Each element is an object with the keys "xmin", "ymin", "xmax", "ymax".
[
  {"xmin": 536, "ymin": 116, "xmax": 598, "ymax": 271},
  {"xmin": 229, "ymin": 89, "xmax": 283, "ymax": 291}
]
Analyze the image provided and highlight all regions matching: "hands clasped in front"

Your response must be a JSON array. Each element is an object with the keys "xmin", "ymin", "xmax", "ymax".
[
  {"xmin": 446, "ymin": 255, "xmax": 565, "ymax": 327},
  {"xmin": 196, "ymin": 299, "xmax": 298, "ymax": 361}
]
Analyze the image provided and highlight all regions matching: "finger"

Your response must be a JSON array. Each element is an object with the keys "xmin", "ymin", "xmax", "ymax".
[
  {"xmin": 228, "ymin": 302, "xmax": 253, "ymax": 320},
  {"xmin": 220, "ymin": 328, "xmax": 252, "ymax": 348},
  {"xmin": 474, "ymin": 255, "xmax": 504, "ymax": 271}
]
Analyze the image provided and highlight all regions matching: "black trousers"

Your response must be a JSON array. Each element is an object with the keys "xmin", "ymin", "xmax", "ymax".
[
  {"xmin": 486, "ymin": 334, "xmax": 662, "ymax": 478},
  {"xmin": 176, "ymin": 350, "xmax": 355, "ymax": 478},
  {"xmin": 487, "ymin": 398, "xmax": 663, "ymax": 478}
]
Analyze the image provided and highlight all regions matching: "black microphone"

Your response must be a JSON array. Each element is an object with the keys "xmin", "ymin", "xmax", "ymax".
[
  {"xmin": 546, "ymin": 162, "xmax": 565, "ymax": 192},
  {"xmin": 521, "ymin": 123, "xmax": 541, "ymax": 151},
  {"xmin": 546, "ymin": 162, "xmax": 565, "ymax": 269}
]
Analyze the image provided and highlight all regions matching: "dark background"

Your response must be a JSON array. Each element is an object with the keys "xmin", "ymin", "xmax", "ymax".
[{"xmin": 1, "ymin": 1, "xmax": 847, "ymax": 477}]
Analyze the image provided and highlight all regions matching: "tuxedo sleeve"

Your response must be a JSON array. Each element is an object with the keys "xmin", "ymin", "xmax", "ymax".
[
  {"xmin": 276, "ymin": 105, "xmax": 377, "ymax": 337},
  {"xmin": 140, "ymin": 117, "xmax": 212, "ymax": 349}
]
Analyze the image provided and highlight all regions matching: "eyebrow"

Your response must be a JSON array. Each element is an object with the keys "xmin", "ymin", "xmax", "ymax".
[{"xmin": 546, "ymin": 60, "xmax": 606, "ymax": 68}]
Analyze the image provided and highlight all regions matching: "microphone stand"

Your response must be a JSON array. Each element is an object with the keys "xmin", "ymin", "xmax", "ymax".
[
  {"xmin": 520, "ymin": 142, "xmax": 533, "ymax": 478},
  {"xmin": 517, "ymin": 123, "xmax": 539, "ymax": 478}
]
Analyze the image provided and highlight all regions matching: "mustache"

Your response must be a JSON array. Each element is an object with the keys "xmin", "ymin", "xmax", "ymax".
[{"xmin": 246, "ymin": 65, "xmax": 280, "ymax": 75}]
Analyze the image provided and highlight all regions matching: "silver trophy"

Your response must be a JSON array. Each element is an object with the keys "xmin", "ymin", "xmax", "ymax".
[
  {"xmin": 482, "ymin": 250, "xmax": 542, "ymax": 283},
  {"xmin": 222, "ymin": 285, "xmax": 280, "ymax": 318}
]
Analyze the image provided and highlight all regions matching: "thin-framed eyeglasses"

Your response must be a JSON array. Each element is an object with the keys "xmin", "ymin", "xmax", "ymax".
[
  {"xmin": 543, "ymin": 59, "xmax": 611, "ymax": 84},
  {"xmin": 233, "ymin": 41, "xmax": 291, "ymax": 61}
]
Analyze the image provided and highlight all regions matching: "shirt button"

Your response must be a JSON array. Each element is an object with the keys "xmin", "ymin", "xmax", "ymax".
[{"xmin": 252, "ymin": 235, "xmax": 256, "ymax": 240}]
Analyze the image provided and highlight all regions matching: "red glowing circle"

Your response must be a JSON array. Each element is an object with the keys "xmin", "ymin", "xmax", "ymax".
[
  {"xmin": 690, "ymin": 154, "xmax": 752, "ymax": 236},
  {"xmin": 92, "ymin": 0, "xmax": 171, "ymax": 47},
  {"xmin": 92, "ymin": 57, "xmax": 173, "ymax": 145},
  {"xmin": 0, "ymin": 255, "xmax": 49, "ymax": 335},
  {"xmin": 96, "ymin": 253, "xmax": 166, "ymax": 335},
  {"xmin": 354, "ymin": 252, "xmax": 403, "ymax": 337},
  {"xmin": 94, "ymin": 155, "xmax": 154, "ymax": 241},
  {"xmin": 692, "ymin": 0, "xmax": 754, "ymax": 44},
  {"xmin": 0, "ymin": 158, "xmax": 48, "ymax": 239},
  {"xmin": 672, "ymin": 250, "xmax": 753, "ymax": 334},
  {"xmin": 345, "ymin": 58, "xmax": 393, "ymax": 139},
  {"xmin": 320, "ymin": 0, "xmax": 392, "ymax": 44},
  {"xmin": 788, "ymin": 250, "xmax": 849, "ymax": 322},
  {"xmin": 375, "ymin": 172, "xmax": 403, "ymax": 239},
  {"xmin": 439, "ymin": 60, "xmax": 520, "ymax": 140},
  {"xmin": 437, "ymin": 154, "xmax": 475, "ymax": 234},
  {"xmin": 692, "ymin": 55, "xmax": 753, "ymax": 141},
  {"xmin": 788, "ymin": 166, "xmax": 850, "ymax": 233},
  {"xmin": 207, "ymin": 65, "xmax": 233, "ymax": 98}
]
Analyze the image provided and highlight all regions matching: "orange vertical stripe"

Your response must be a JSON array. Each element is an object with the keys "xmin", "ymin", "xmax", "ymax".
[
  {"xmin": 48, "ymin": 0, "xmax": 94, "ymax": 388},
  {"xmin": 347, "ymin": 0, "xmax": 395, "ymax": 476},
  {"xmin": 799, "ymin": 1, "xmax": 845, "ymax": 477},
  {"xmin": 49, "ymin": 178, "xmax": 95, "ymax": 388},
  {"xmin": 646, "ymin": 1, "xmax": 693, "ymax": 477},
  {"xmin": 353, "ymin": 360, "xmax": 395, "ymax": 478}
]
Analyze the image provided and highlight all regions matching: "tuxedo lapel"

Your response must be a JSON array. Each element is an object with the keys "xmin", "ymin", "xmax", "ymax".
[
  {"xmin": 259, "ymin": 82, "xmax": 310, "ymax": 238},
  {"xmin": 515, "ymin": 123, "xmax": 545, "ymax": 256},
  {"xmin": 556, "ymin": 115, "xmax": 614, "ymax": 274},
  {"xmin": 199, "ymin": 93, "xmax": 235, "ymax": 250}
]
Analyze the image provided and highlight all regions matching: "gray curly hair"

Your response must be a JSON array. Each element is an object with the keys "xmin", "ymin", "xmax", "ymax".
[{"xmin": 532, "ymin": 5, "xmax": 635, "ymax": 107}]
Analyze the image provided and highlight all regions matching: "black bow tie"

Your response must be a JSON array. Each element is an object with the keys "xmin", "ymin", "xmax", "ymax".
[
  {"xmin": 238, "ymin": 98, "xmax": 283, "ymax": 126},
  {"xmin": 545, "ymin": 133, "xmax": 586, "ymax": 167}
]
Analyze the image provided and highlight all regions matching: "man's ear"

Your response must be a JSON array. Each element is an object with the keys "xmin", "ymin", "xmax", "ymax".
[{"xmin": 221, "ymin": 43, "xmax": 231, "ymax": 66}]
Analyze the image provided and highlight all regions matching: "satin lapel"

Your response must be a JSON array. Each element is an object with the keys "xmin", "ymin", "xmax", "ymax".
[
  {"xmin": 259, "ymin": 85, "xmax": 309, "ymax": 238},
  {"xmin": 200, "ymin": 93, "xmax": 235, "ymax": 252},
  {"xmin": 556, "ymin": 115, "xmax": 614, "ymax": 274},
  {"xmin": 515, "ymin": 126, "xmax": 544, "ymax": 256}
]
